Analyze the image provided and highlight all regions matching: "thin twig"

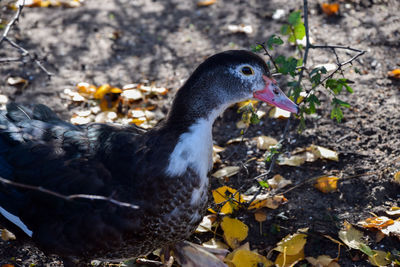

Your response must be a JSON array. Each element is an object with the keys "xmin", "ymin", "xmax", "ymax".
[
  {"xmin": 0, "ymin": 1, "xmax": 54, "ymax": 77},
  {"xmin": 0, "ymin": 176, "xmax": 139, "ymax": 209},
  {"xmin": 259, "ymin": 43, "xmax": 279, "ymax": 72}
]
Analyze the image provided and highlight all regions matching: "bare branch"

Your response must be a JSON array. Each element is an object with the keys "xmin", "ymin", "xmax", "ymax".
[
  {"xmin": 0, "ymin": 176, "xmax": 139, "ymax": 210},
  {"xmin": 0, "ymin": 1, "xmax": 54, "ymax": 77}
]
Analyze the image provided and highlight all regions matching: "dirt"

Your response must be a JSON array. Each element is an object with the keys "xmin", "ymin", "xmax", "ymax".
[{"xmin": 0, "ymin": 0, "xmax": 399, "ymax": 266}]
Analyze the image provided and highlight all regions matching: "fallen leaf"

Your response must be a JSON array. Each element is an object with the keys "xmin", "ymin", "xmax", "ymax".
[
  {"xmin": 229, "ymin": 249, "xmax": 273, "ymax": 267},
  {"xmin": 358, "ymin": 216, "xmax": 394, "ymax": 230},
  {"xmin": 339, "ymin": 221, "xmax": 365, "ymax": 250},
  {"xmin": 221, "ymin": 217, "xmax": 248, "ymax": 249},
  {"xmin": 277, "ymin": 154, "xmax": 306, "ymax": 166},
  {"xmin": 212, "ymin": 145, "xmax": 225, "ymax": 165},
  {"xmin": 70, "ymin": 115, "xmax": 92, "ymax": 125},
  {"xmin": 76, "ymin": 82, "xmax": 96, "ymax": 96},
  {"xmin": 211, "ymin": 186, "xmax": 243, "ymax": 214},
  {"xmin": 267, "ymin": 174, "xmax": 292, "ymax": 190},
  {"xmin": 212, "ymin": 166, "xmax": 240, "ymax": 179},
  {"xmin": 394, "ymin": 171, "xmax": 400, "ymax": 184},
  {"xmin": 269, "ymin": 107, "xmax": 291, "ymax": 119},
  {"xmin": 254, "ymin": 209, "xmax": 267, "ymax": 222},
  {"xmin": 237, "ymin": 100, "xmax": 258, "ymax": 109},
  {"xmin": 309, "ymin": 145, "xmax": 339, "ymax": 161},
  {"xmin": 386, "ymin": 206, "xmax": 400, "ymax": 216},
  {"xmin": 254, "ymin": 135, "xmax": 278, "ymax": 150},
  {"xmin": 196, "ymin": 214, "xmax": 217, "ymax": 233},
  {"xmin": 7, "ymin": 76, "xmax": 28, "ymax": 89},
  {"xmin": 306, "ymin": 255, "xmax": 339, "ymax": 267},
  {"xmin": 202, "ymin": 238, "xmax": 229, "ymax": 250},
  {"xmin": 226, "ymin": 137, "xmax": 248, "ymax": 145},
  {"xmin": 138, "ymin": 84, "xmax": 168, "ymax": 95},
  {"xmin": 197, "ymin": 0, "xmax": 216, "ymax": 7},
  {"xmin": 368, "ymin": 250, "xmax": 391, "ymax": 266},
  {"xmin": 274, "ymin": 232, "xmax": 307, "ymax": 255},
  {"xmin": 121, "ymin": 88, "xmax": 143, "ymax": 101},
  {"xmin": 173, "ymin": 241, "xmax": 228, "ymax": 267},
  {"xmin": 1, "ymin": 229, "xmax": 16, "ymax": 241},
  {"xmin": 388, "ymin": 69, "xmax": 400, "ymax": 79},
  {"xmin": 275, "ymin": 249, "xmax": 304, "ymax": 267},
  {"xmin": 314, "ymin": 176, "xmax": 339, "ymax": 193},
  {"xmin": 244, "ymin": 194, "xmax": 287, "ymax": 210},
  {"xmin": 321, "ymin": 3, "xmax": 340, "ymax": 16}
]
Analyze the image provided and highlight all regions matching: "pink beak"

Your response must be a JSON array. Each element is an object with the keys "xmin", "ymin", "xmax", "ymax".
[{"xmin": 253, "ymin": 75, "xmax": 299, "ymax": 114}]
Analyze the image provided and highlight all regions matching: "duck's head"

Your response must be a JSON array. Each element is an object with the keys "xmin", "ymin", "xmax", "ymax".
[{"xmin": 167, "ymin": 50, "xmax": 298, "ymax": 125}]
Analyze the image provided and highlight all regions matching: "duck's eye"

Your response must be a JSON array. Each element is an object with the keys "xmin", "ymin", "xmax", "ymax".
[{"xmin": 241, "ymin": 66, "xmax": 254, "ymax": 76}]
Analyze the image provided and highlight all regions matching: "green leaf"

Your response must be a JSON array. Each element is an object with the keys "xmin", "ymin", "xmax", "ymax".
[
  {"xmin": 266, "ymin": 35, "xmax": 284, "ymax": 50},
  {"xmin": 280, "ymin": 24, "xmax": 290, "ymax": 35},
  {"xmin": 334, "ymin": 98, "xmax": 351, "ymax": 108},
  {"xmin": 359, "ymin": 243, "xmax": 375, "ymax": 257},
  {"xmin": 330, "ymin": 105, "xmax": 343, "ymax": 122},
  {"xmin": 288, "ymin": 11, "xmax": 301, "ymax": 26},
  {"xmin": 293, "ymin": 23, "xmax": 305, "ymax": 40},
  {"xmin": 258, "ymin": 180, "xmax": 270, "ymax": 188},
  {"xmin": 297, "ymin": 58, "xmax": 303, "ymax": 67},
  {"xmin": 251, "ymin": 44, "xmax": 263, "ymax": 53},
  {"xmin": 306, "ymin": 94, "xmax": 321, "ymax": 114},
  {"xmin": 250, "ymin": 112, "xmax": 260, "ymax": 125}
]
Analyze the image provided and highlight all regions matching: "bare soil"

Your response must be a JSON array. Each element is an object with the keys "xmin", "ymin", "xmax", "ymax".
[{"xmin": 0, "ymin": 0, "xmax": 399, "ymax": 266}]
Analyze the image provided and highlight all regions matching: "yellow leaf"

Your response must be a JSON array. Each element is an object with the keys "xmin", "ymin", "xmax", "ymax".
[
  {"xmin": 229, "ymin": 249, "xmax": 273, "ymax": 267},
  {"xmin": 212, "ymin": 166, "xmax": 240, "ymax": 179},
  {"xmin": 237, "ymin": 100, "xmax": 258, "ymax": 109},
  {"xmin": 368, "ymin": 250, "xmax": 391, "ymax": 266},
  {"xmin": 196, "ymin": 214, "xmax": 217, "ymax": 233},
  {"xmin": 94, "ymin": 84, "xmax": 112, "ymax": 99},
  {"xmin": 245, "ymin": 194, "xmax": 287, "ymax": 210},
  {"xmin": 309, "ymin": 145, "xmax": 339, "ymax": 161},
  {"xmin": 388, "ymin": 69, "xmax": 400, "ymax": 79},
  {"xmin": 275, "ymin": 248, "xmax": 304, "ymax": 267},
  {"xmin": 274, "ymin": 233, "xmax": 307, "ymax": 255},
  {"xmin": 314, "ymin": 176, "xmax": 339, "ymax": 193},
  {"xmin": 254, "ymin": 135, "xmax": 278, "ymax": 150},
  {"xmin": 267, "ymin": 174, "xmax": 292, "ymax": 190},
  {"xmin": 321, "ymin": 3, "xmax": 340, "ymax": 16},
  {"xmin": 339, "ymin": 221, "xmax": 365, "ymax": 250},
  {"xmin": 211, "ymin": 186, "xmax": 243, "ymax": 214},
  {"xmin": 221, "ymin": 217, "xmax": 248, "ymax": 249},
  {"xmin": 269, "ymin": 107, "xmax": 291, "ymax": 119},
  {"xmin": 306, "ymin": 255, "xmax": 338, "ymax": 267},
  {"xmin": 358, "ymin": 216, "xmax": 394, "ymax": 230},
  {"xmin": 394, "ymin": 171, "xmax": 400, "ymax": 184}
]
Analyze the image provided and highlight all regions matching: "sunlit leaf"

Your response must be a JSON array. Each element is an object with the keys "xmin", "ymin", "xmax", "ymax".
[
  {"xmin": 339, "ymin": 221, "xmax": 365, "ymax": 250},
  {"xmin": 388, "ymin": 69, "xmax": 400, "ymax": 79},
  {"xmin": 314, "ymin": 176, "xmax": 339, "ymax": 193},
  {"xmin": 358, "ymin": 216, "xmax": 394, "ymax": 230},
  {"xmin": 196, "ymin": 214, "xmax": 217, "ymax": 233},
  {"xmin": 275, "ymin": 249, "xmax": 304, "ymax": 267},
  {"xmin": 386, "ymin": 207, "xmax": 400, "ymax": 216},
  {"xmin": 202, "ymin": 238, "xmax": 229, "ymax": 250},
  {"xmin": 394, "ymin": 171, "xmax": 400, "ymax": 184},
  {"xmin": 244, "ymin": 194, "xmax": 287, "ymax": 210},
  {"xmin": 212, "ymin": 166, "xmax": 240, "ymax": 179},
  {"xmin": 269, "ymin": 107, "xmax": 291, "ymax": 119},
  {"xmin": 197, "ymin": 0, "xmax": 217, "ymax": 7},
  {"xmin": 254, "ymin": 135, "xmax": 278, "ymax": 150},
  {"xmin": 76, "ymin": 82, "xmax": 96, "ymax": 96},
  {"xmin": 267, "ymin": 174, "xmax": 292, "ymax": 190},
  {"xmin": 274, "ymin": 232, "xmax": 307, "ymax": 255},
  {"xmin": 221, "ymin": 217, "xmax": 248, "ymax": 249},
  {"xmin": 321, "ymin": 3, "xmax": 340, "ymax": 16},
  {"xmin": 306, "ymin": 255, "xmax": 339, "ymax": 267},
  {"xmin": 229, "ymin": 249, "xmax": 273, "ymax": 267},
  {"xmin": 1, "ymin": 229, "xmax": 16, "ymax": 241},
  {"xmin": 211, "ymin": 186, "xmax": 243, "ymax": 214},
  {"xmin": 277, "ymin": 154, "xmax": 306, "ymax": 166}
]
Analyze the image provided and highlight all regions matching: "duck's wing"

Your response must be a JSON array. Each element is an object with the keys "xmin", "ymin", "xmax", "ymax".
[{"xmin": 0, "ymin": 103, "xmax": 143, "ymax": 256}]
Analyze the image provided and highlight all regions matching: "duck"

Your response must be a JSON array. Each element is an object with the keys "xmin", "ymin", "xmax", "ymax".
[{"xmin": 0, "ymin": 50, "xmax": 298, "ymax": 265}]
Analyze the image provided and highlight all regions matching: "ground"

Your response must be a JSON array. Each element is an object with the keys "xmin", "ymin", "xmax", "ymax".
[{"xmin": 0, "ymin": 0, "xmax": 399, "ymax": 266}]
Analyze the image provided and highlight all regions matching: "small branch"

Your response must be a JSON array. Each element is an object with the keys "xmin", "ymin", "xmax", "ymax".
[
  {"xmin": 0, "ymin": 0, "xmax": 54, "ymax": 77},
  {"xmin": 0, "ymin": 176, "xmax": 139, "ymax": 210},
  {"xmin": 259, "ymin": 43, "xmax": 279, "ymax": 72}
]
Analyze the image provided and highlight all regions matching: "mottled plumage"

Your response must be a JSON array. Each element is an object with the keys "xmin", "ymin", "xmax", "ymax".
[{"xmin": 0, "ymin": 50, "xmax": 298, "ymax": 264}]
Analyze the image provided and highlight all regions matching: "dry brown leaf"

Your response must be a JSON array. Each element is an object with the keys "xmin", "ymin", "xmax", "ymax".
[
  {"xmin": 309, "ymin": 145, "xmax": 339, "ymax": 161},
  {"xmin": 196, "ymin": 214, "xmax": 217, "ymax": 233},
  {"xmin": 245, "ymin": 194, "xmax": 287, "ymax": 210},
  {"xmin": 197, "ymin": 0, "xmax": 217, "ymax": 7},
  {"xmin": 212, "ymin": 145, "xmax": 225, "ymax": 165},
  {"xmin": 254, "ymin": 209, "xmax": 267, "ymax": 222},
  {"xmin": 358, "ymin": 216, "xmax": 394, "ymax": 230},
  {"xmin": 1, "ymin": 229, "xmax": 16, "ymax": 241},
  {"xmin": 321, "ymin": 3, "xmax": 340, "ymax": 16},
  {"xmin": 254, "ymin": 135, "xmax": 278, "ymax": 150},
  {"xmin": 221, "ymin": 217, "xmax": 248, "ymax": 249},
  {"xmin": 269, "ymin": 107, "xmax": 291, "ymax": 119},
  {"xmin": 388, "ymin": 69, "xmax": 400, "ymax": 79},
  {"xmin": 212, "ymin": 166, "xmax": 240, "ymax": 179},
  {"xmin": 7, "ymin": 76, "xmax": 28, "ymax": 89},
  {"xmin": 314, "ymin": 176, "xmax": 339, "ymax": 193},
  {"xmin": 277, "ymin": 154, "xmax": 306, "ymax": 166},
  {"xmin": 267, "ymin": 174, "xmax": 292, "ymax": 190},
  {"xmin": 306, "ymin": 255, "xmax": 338, "ymax": 267},
  {"xmin": 226, "ymin": 137, "xmax": 248, "ymax": 145}
]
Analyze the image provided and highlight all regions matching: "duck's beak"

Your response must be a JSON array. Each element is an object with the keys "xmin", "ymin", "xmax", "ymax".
[{"xmin": 253, "ymin": 75, "xmax": 299, "ymax": 114}]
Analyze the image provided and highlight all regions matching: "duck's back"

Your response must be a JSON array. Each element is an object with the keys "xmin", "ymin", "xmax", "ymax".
[{"xmin": 0, "ymin": 103, "xmax": 206, "ymax": 261}]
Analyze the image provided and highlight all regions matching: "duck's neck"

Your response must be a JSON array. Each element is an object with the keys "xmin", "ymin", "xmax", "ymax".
[{"xmin": 165, "ymin": 104, "xmax": 229, "ymax": 179}]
